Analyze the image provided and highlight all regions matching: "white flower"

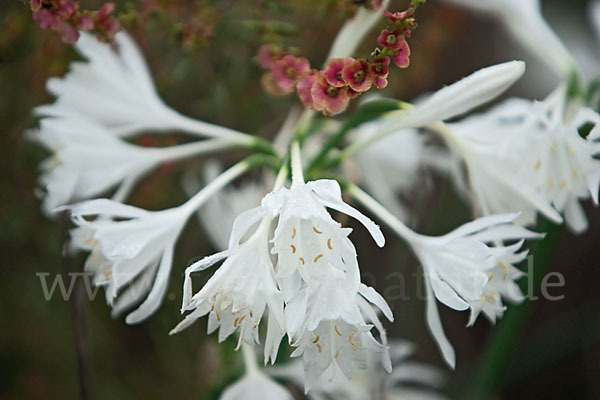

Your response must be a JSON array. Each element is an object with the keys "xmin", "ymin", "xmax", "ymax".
[
  {"xmin": 215, "ymin": 177, "xmax": 393, "ymax": 387},
  {"xmin": 269, "ymin": 341, "xmax": 446, "ymax": 400},
  {"xmin": 351, "ymin": 122, "xmax": 424, "ymax": 220},
  {"xmin": 36, "ymin": 31, "xmax": 250, "ymax": 140},
  {"xmin": 408, "ymin": 214, "xmax": 540, "ymax": 368},
  {"xmin": 68, "ymin": 162, "xmax": 250, "ymax": 324},
  {"xmin": 36, "ymin": 31, "xmax": 175, "ymax": 137},
  {"xmin": 33, "ymin": 117, "xmax": 160, "ymax": 214},
  {"xmin": 32, "ymin": 116, "xmax": 238, "ymax": 215},
  {"xmin": 220, "ymin": 369, "xmax": 293, "ymax": 400},
  {"xmin": 446, "ymin": 87, "xmax": 600, "ymax": 232},
  {"xmin": 70, "ymin": 200, "xmax": 187, "ymax": 324},
  {"xmin": 442, "ymin": 0, "xmax": 576, "ymax": 78},
  {"xmin": 170, "ymin": 218, "xmax": 284, "ymax": 355},
  {"xmin": 350, "ymin": 187, "xmax": 541, "ymax": 368}
]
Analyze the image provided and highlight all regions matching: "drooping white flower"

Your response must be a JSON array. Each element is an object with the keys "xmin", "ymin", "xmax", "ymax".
[
  {"xmin": 68, "ymin": 162, "xmax": 250, "ymax": 324},
  {"xmin": 446, "ymin": 87, "xmax": 600, "ymax": 232},
  {"xmin": 441, "ymin": 0, "xmax": 576, "ymax": 78},
  {"xmin": 70, "ymin": 200, "xmax": 187, "ymax": 324},
  {"xmin": 350, "ymin": 186, "xmax": 541, "ymax": 368},
  {"xmin": 269, "ymin": 341, "xmax": 447, "ymax": 400},
  {"xmin": 409, "ymin": 214, "xmax": 541, "ymax": 367},
  {"xmin": 32, "ymin": 116, "xmax": 238, "ymax": 215},
  {"xmin": 35, "ymin": 31, "xmax": 250, "ymax": 140},
  {"xmin": 36, "ymin": 31, "xmax": 176, "ymax": 137},
  {"xmin": 268, "ymin": 145, "xmax": 392, "ymax": 389},
  {"xmin": 170, "ymin": 217, "xmax": 284, "ymax": 355}
]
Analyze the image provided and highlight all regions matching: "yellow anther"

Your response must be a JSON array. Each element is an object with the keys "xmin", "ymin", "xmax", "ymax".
[
  {"xmin": 334, "ymin": 324, "xmax": 342, "ymax": 336},
  {"xmin": 349, "ymin": 332, "xmax": 357, "ymax": 351},
  {"xmin": 499, "ymin": 260, "xmax": 509, "ymax": 280},
  {"xmin": 313, "ymin": 226, "xmax": 323, "ymax": 234},
  {"xmin": 327, "ymin": 238, "xmax": 333, "ymax": 250},
  {"xmin": 547, "ymin": 177, "xmax": 555, "ymax": 188},
  {"xmin": 215, "ymin": 311, "xmax": 221, "ymax": 322},
  {"xmin": 487, "ymin": 272, "xmax": 495, "ymax": 281},
  {"xmin": 291, "ymin": 244, "xmax": 296, "ymax": 254},
  {"xmin": 335, "ymin": 350, "xmax": 340, "ymax": 359},
  {"xmin": 292, "ymin": 227, "xmax": 296, "ymax": 239},
  {"xmin": 314, "ymin": 254, "xmax": 324, "ymax": 263},
  {"xmin": 559, "ymin": 180, "xmax": 567, "ymax": 190},
  {"xmin": 312, "ymin": 335, "xmax": 320, "ymax": 344},
  {"xmin": 299, "ymin": 257, "xmax": 305, "ymax": 265},
  {"xmin": 316, "ymin": 343, "xmax": 323, "ymax": 353}
]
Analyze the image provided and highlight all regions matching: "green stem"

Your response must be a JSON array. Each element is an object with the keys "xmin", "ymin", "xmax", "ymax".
[{"xmin": 462, "ymin": 219, "xmax": 563, "ymax": 400}]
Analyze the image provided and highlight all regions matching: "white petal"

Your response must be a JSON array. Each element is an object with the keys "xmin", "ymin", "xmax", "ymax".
[
  {"xmin": 429, "ymin": 274, "xmax": 470, "ymax": 311},
  {"xmin": 424, "ymin": 272, "xmax": 456, "ymax": 369},
  {"xmin": 125, "ymin": 243, "xmax": 174, "ymax": 324},
  {"xmin": 358, "ymin": 283, "xmax": 393, "ymax": 322},
  {"xmin": 228, "ymin": 206, "xmax": 268, "ymax": 250},
  {"xmin": 563, "ymin": 198, "xmax": 588, "ymax": 234},
  {"xmin": 182, "ymin": 250, "xmax": 229, "ymax": 311},
  {"xmin": 404, "ymin": 61, "xmax": 525, "ymax": 127},
  {"xmin": 68, "ymin": 198, "xmax": 151, "ymax": 219},
  {"xmin": 309, "ymin": 180, "xmax": 385, "ymax": 247},
  {"xmin": 326, "ymin": 0, "xmax": 390, "ymax": 59}
]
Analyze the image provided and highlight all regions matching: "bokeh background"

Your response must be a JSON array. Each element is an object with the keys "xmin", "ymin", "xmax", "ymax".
[{"xmin": 1, "ymin": 0, "xmax": 599, "ymax": 399}]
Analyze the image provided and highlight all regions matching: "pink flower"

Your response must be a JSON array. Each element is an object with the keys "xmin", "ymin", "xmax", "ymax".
[
  {"xmin": 33, "ymin": 9, "xmax": 60, "ymax": 30},
  {"xmin": 271, "ymin": 55, "xmax": 310, "ymax": 92},
  {"xmin": 370, "ymin": 56, "xmax": 390, "ymax": 89},
  {"xmin": 323, "ymin": 58, "xmax": 352, "ymax": 87},
  {"xmin": 60, "ymin": 23, "xmax": 79, "ymax": 44},
  {"xmin": 257, "ymin": 44, "xmax": 283, "ymax": 69},
  {"xmin": 77, "ymin": 14, "xmax": 94, "ymax": 31},
  {"xmin": 392, "ymin": 38, "xmax": 411, "ymax": 68},
  {"xmin": 377, "ymin": 29, "xmax": 405, "ymax": 51},
  {"xmin": 261, "ymin": 72, "xmax": 292, "ymax": 96},
  {"xmin": 311, "ymin": 72, "xmax": 350, "ymax": 116},
  {"xmin": 384, "ymin": 10, "xmax": 409, "ymax": 23},
  {"xmin": 341, "ymin": 58, "xmax": 373, "ymax": 92},
  {"xmin": 95, "ymin": 2, "xmax": 120, "ymax": 41},
  {"xmin": 296, "ymin": 71, "xmax": 317, "ymax": 109}
]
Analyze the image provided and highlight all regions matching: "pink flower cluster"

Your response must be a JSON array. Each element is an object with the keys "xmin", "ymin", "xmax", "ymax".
[
  {"xmin": 257, "ymin": 4, "xmax": 422, "ymax": 116},
  {"xmin": 30, "ymin": 1, "xmax": 120, "ymax": 44}
]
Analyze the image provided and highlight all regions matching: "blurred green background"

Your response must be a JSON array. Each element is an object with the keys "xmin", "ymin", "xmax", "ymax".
[{"xmin": 1, "ymin": 0, "xmax": 599, "ymax": 399}]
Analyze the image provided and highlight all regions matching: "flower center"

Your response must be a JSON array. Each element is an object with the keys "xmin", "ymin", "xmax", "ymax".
[
  {"xmin": 386, "ymin": 34, "xmax": 397, "ymax": 45},
  {"xmin": 286, "ymin": 67, "xmax": 297, "ymax": 79},
  {"xmin": 353, "ymin": 69, "xmax": 365, "ymax": 83},
  {"xmin": 326, "ymin": 86, "xmax": 339, "ymax": 97}
]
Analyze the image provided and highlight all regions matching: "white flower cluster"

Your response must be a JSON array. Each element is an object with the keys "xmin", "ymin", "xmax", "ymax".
[{"xmin": 29, "ymin": 0, "xmax": 600, "ymax": 398}]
